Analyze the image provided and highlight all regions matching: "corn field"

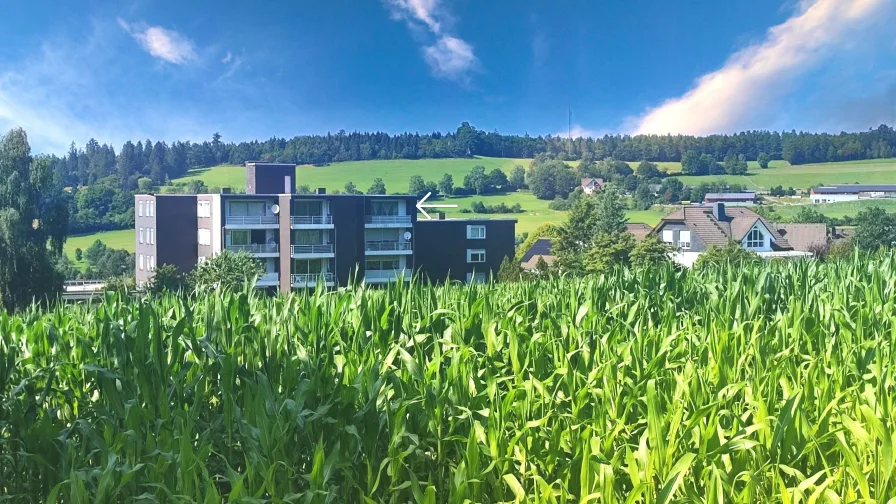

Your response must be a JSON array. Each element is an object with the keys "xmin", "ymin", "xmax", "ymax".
[{"xmin": 3, "ymin": 257, "xmax": 896, "ymax": 502}]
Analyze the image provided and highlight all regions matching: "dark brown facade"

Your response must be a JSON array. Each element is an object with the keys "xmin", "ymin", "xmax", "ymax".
[
  {"xmin": 135, "ymin": 195, "xmax": 198, "ymax": 286},
  {"xmin": 246, "ymin": 163, "xmax": 295, "ymax": 194},
  {"xmin": 414, "ymin": 218, "xmax": 516, "ymax": 282}
]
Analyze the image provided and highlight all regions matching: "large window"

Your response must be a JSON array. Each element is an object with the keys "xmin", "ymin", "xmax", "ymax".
[
  {"xmin": 466, "ymin": 272, "xmax": 487, "ymax": 283},
  {"xmin": 370, "ymin": 200, "xmax": 399, "ymax": 216},
  {"xmin": 745, "ymin": 228, "xmax": 764, "ymax": 249},
  {"xmin": 198, "ymin": 201, "xmax": 211, "ymax": 218},
  {"xmin": 295, "ymin": 200, "xmax": 323, "ymax": 216},
  {"xmin": 226, "ymin": 230, "xmax": 249, "ymax": 246},
  {"xmin": 228, "ymin": 201, "xmax": 266, "ymax": 216},
  {"xmin": 138, "ymin": 254, "xmax": 144, "ymax": 270},
  {"xmin": 467, "ymin": 225, "xmax": 486, "ymax": 239},
  {"xmin": 148, "ymin": 201, "xmax": 154, "ymax": 217},
  {"xmin": 366, "ymin": 258, "xmax": 400, "ymax": 270},
  {"xmin": 661, "ymin": 230, "xmax": 674, "ymax": 243},
  {"xmin": 149, "ymin": 228, "xmax": 155, "ymax": 245},
  {"xmin": 138, "ymin": 201, "xmax": 144, "ymax": 217},
  {"xmin": 198, "ymin": 229, "xmax": 212, "ymax": 246},
  {"xmin": 467, "ymin": 249, "xmax": 486, "ymax": 263},
  {"xmin": 139, "ymin": 228, "xmax": 144, "ymax": 244},
  {"xmin": 679, "ymin": 230, "xmax": 691, "ymax": 250},
  {"xmin": 294, "ymin": 229, "xmax": 323, "ymax": 245}
]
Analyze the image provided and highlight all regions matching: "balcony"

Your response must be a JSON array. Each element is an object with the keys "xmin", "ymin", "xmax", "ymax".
[
  {"xmin": 365, "ymin": 269, "xmax": 413, "ymax": 283},
  {"xmin": 227, "ymin": 243, "xmax": 280, "ymax": 257},
  {"xmin": 291, "ymin": 215, "xmax": 334, "ymax": 229},
  {"xmin": 255, "ymin": 272, "xmax": 280, "ymax": 287},
  {"xmin": 225, "ymin": 215, "xmax": 279, "ymax": 228},
  {"xmin": 292, "ymin": 273, "xmax": 335, "ymax": 288},
  {"xmin": 365, "ymin": 241, "xmax": 413, "ymax": 255},
  {"xmin": 290, "ymin": 244, "xmax": 335, "ymax": 258},
  {"xmin": 364, "ymin": 215, "xmax": 412, "ymax": 228}
]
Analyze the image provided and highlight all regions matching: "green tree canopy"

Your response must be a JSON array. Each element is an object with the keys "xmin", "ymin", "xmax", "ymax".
[
  {"xmin": 367, "ymin": 177, "xmax": 387, "ymax": 195},
  {"xmin": 0, "ymin": 128, "xmax": 69, "ymax": 311}
]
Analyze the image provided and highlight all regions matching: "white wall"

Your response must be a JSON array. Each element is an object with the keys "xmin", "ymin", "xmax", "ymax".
[{"xmin": 810, "ymin": 193, "xmax": 858, "ymax": 203}]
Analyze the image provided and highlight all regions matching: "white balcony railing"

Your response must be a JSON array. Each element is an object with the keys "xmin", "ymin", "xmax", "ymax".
[
  {"xmin": 227, "ymin": 243, "xmax": 279, "ymax": 254},
  {"xmin": 365, "ymin": 215, "xmax": 412, "ymax": 225},
  {"xmin": 257, "ymin": 272, "xmax": 279, "ymax": 283},
  {"xmin": 365, "ymin": 241, "xmax": 412, "ymax": 252},
  {"xmin": 226, "ymin": 215, "xmax": 279, "ymax": 226},
  {"xmin": 291, "ymin": 244, "xmax": 334, "ymax": 255},
  {"xmin": 365, "ymin": 270, "xmax": 412, "ymax": 281},
  {"xmin": 291, "ymin": 215, "xmax": 333, "ymax": 226},
  {"xmin": 291, "ymin": 273, "xmax": 335, "ymax": 285}
]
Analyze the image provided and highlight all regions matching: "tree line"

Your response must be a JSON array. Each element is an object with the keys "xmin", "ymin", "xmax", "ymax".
[{"xmin": 49, "ymin": 123, "xmax": 896, "ymax": 192}]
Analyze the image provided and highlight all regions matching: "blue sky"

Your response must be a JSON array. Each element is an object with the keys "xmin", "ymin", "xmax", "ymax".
[{"xmin": 1, "ymin": 0, "xmax": 894, "ymax": 154}]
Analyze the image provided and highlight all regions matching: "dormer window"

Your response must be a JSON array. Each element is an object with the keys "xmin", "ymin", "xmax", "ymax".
[{"xmin": 745, "ymin": 228, "xmax": 763, "ymax": 249}]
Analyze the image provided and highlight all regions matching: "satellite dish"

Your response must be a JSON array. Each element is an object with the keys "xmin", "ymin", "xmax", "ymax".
[
  {"xmin": 270, "ymin": 204, "xmax": 280, "ymax": 215},
  {"xmin": 403, "ymin": 231, "xmax": 412, "ymax": 241}
]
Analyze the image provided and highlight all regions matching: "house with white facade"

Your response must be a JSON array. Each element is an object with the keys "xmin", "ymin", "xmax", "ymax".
[
  {"xmin": 581, "ymin": 178, "xmax": 605, "ymax": 195},
  {"xmin": 652, "ymin": 203, "xmax": 809, "ymax": 267},
  {"xmin": 810, "ymin": 185, "xmax": 896, "ymax": 203}
]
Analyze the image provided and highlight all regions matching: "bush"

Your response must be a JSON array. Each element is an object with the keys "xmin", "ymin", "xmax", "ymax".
[
  {"xmin": 694, "ymin": 242, "xmax": 761, "ymax": 268},
  {"xmin": 188, "ymin": 250, "xmax": 263, "ymax": 292},
  {"xmin": 147, "ymin": 264, "xmax": 185, "ymax": 294},
  {"xmin": 469, "ymin": 201, "xmax": 524, "ymax": 214},
  {"xmin": 74, "ymin": 248, "xmax": 83, "ymax": 261}
]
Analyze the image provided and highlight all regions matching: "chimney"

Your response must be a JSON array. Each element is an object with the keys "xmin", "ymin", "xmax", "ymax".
[
  {"xmin": 712, "ymin": 202, "xmax": 726, "ymax": 221},
  {"xmin": 316, "ymin": 188, "xmax": 326, "ymax": 195},
  {"xmin": 220, "ymin": 187, "xmax": 231, "ymax": 194},
  {"xmin": 285, "ymin": 176, "xmax": 292, "ymax": 194}
]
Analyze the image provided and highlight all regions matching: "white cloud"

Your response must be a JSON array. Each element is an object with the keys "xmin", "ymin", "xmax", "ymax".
[
  {"xmin": 222, "ymin": 51, "xmax": 232, "ymax": 64},
  {"xmin": 383, "ymin": 0, "xmax": 479, "ymax": 83},
  {"xmin": 117, "ymin": 17, "xmax": 197, "ymax": 65},
  {"xmin": 631, "ymin": 0, "xmax": 893, "ymax": 135},
  {"xmin": 423, "ymin": 36, "xmax": 477, "ymax": 82},
  {"xmin": 0, "ymin": 20, "xmax": 216, "ymax": 154}
]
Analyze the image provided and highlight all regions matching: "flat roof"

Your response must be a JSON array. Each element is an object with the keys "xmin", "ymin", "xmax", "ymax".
[
  {"xmin": 704, "ymin": 192, "xmax": 757, "ymax": 199},
  {"xmin": 192, "ymin": 193, "xmax": 417, "ymax": 198},
  {"xmin": 812, "ymin": 185, "xmax": 896, "ymax": 194}
]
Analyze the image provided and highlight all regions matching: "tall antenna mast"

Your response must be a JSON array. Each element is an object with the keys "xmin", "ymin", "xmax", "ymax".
[{"xmin": 567, "ymin": 105, "xmax": 572, "ymax": 156}]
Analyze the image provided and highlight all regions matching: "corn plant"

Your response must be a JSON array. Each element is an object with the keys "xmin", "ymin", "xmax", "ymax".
[{"xmin": 3, "ymin": 255, "xmax": 896, "ymax": 502}]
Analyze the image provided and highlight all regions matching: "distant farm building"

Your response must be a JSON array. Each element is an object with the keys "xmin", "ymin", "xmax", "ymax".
[
  {"xmin": 581, "ymin": 178, "xmax": 605, "ymax": 195},
  {"xmin": 703, "ymin": 192, "xmax": 757, "ymax": 206},
  {"xmin": 810, "ymin": 185, "xmax": 896, "ymax": 203}
]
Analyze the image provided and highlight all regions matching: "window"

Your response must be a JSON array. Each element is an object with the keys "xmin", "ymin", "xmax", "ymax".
[
  {"xmin": 138, "ymin": 201, "xmax": 144, "ymax": 217},
  {"xmin": 294, "ymin": 200, "xmax": 323, "ymax": 217},
  {"xmin": 466, "ymin": 272, "xmax": 487, "ymax": 283},
  {"xmin": 366, "ymin": 258, "xmax": 400, "ymax": 270},
  {"xmin": 151, "ymin": 256, "xmax": 156, "ymax": 271},
  {"xmin": 745, "ymin": 228, "xmax": 764, "ymax": 249},
  {"xmin": 679, "ymin": 231, "xmax": 691, "ymax": 250},
  {"xmin": 198, "ymin": 229, "xmax": 211, "ymax": 246},
  {"xmin": 198, "ymin": 201, "xmax": 211, "ymax": 218},
  {"xmin": 661, "ymin": 230, "xmax": 674, "ymax": 243},
  {"xmin": 149, "ymin": 201, "xmax": 154, "ymax": 217},
  {"xmin": 138, "ymin": 254, "xmax": 144, "ymax": 270},
  {"xmin": 370, "ymin": 200, "xmax": 399, "ymax": 216},
  {"xmin": 139, "ymin": 228, "xmax": 144, "ymax": 244},
  {"xmin": 467, "ymin": 249, "xmax": 485, "ymax": 263},
  {"xmin": 149, "ymin": 228, "xmax": 154, "ymax": 245},
  {"xmin": 467, "ymin": 225, "xmax": 486, "ymax": 239}
]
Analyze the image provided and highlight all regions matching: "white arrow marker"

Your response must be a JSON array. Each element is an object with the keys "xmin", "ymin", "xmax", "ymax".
[{"xmin": 416, "ymin": 192, "xmax": 457, "ymax": 220}]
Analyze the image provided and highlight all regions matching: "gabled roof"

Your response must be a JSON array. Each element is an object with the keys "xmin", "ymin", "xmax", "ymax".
[
  {"xmin": 520, "ymin": 238, "xmax": 554, "ymax": 263},
  {"xmin": 581, "ymin": 178, "xmax": 605, "ymax": 188},
  {"xmin": 773, "ymin": 223, "xmax": 828, "ymax": 252},
  {"xmin": 626, "ymin": 223, "xmax": 653, "ymax": 241},
  {"xmin": 656, "ymin": 206, "xmax": 791, "ymax": 250}
]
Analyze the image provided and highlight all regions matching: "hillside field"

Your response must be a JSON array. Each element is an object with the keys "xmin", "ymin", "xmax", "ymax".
[{"xmin": 64, "ymin": 229, "xmax": 136, "ymax": 269}]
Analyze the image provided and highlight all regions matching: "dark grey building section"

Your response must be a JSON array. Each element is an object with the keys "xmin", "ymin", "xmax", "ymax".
[
  {"xmin": 415, "ymin": 219, "xmax": 516, "ymax": 282},
  {"xmin": 156, "ymin": 195, "xmax": 199, "ymax": 274},
  {"xmin": 246, "ymin": 162, "xmax": 295, "ymax": 194}
]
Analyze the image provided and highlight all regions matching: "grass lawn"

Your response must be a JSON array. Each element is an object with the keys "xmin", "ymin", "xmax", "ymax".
[
  {"xmin": 770, "ymin": 199, "xmax": 896, "ymax": 221},
  {"xmin": 65, "ymin": 229, "xmax": 135, "ymax": 269},
  {"xmin": 675, "ymin": 158, "xmax": 896, "ymax": 190},
  {"xmin": 175, "ymin": 156, "xmax": 531, "ymax": 193}
]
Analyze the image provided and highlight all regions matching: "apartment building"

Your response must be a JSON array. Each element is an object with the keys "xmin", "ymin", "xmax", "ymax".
[{"xmin": 135, "ymin": 162, "xmax": 515, "ymax": 289}]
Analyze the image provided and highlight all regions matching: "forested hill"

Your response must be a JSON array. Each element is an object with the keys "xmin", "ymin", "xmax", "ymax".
[{"xmin": 53, "ymin": 122, "xmax": 896, "ymax": 190}]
